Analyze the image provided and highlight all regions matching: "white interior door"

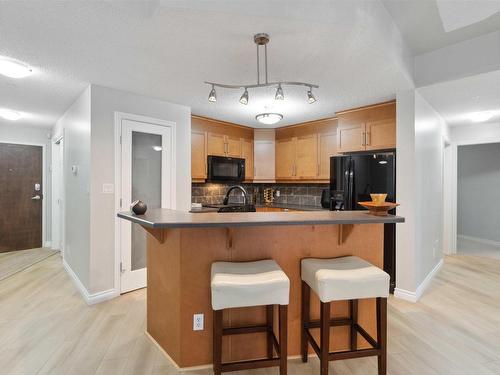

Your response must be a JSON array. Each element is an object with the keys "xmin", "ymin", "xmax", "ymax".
[{"xmin": 120, "ymin": 119, "xmax": 173, "ymax": 293}]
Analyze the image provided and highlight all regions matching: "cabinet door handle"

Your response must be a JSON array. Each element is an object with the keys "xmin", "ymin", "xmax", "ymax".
[
  {"xmin": 362, "ymin": 132, "xmax": 366, "ymax": 146},
  {"xmin": 367, "ymin": 132, "xmax": 371, "ymax": 146}
]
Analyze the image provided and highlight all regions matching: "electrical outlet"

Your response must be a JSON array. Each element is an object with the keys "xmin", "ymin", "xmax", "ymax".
[
  {"xmin": 193, "ymin": 313, "xmax": 204, "ymax": 331},
  {"xmin": 275, "ymin": 190, "xmax": 280, "ymax": 197}
]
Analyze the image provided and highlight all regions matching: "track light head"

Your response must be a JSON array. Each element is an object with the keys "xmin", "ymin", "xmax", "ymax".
[
  {"xmin": 208, "ymin": 85, "xmax": 217, "ymax": 102},
  {"xmin": 307, "ymin": 88, "xmax": 316, "ymax": 104},
  {"xmin": 275, "ymin": 84, "xmax": 284, "ymax": 100},
  {"xmin": 239, "ymin": 88, "xmax": 249, "ymax": 105}
]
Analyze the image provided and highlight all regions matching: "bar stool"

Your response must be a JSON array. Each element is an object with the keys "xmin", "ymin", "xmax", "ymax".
[
  {"xmin": 211, "ymin": 259, "xmax": 290, "ymax": 375},
  {"xmin": 300, "ymin": 256, "xmax": 389, "ymax": 375}
]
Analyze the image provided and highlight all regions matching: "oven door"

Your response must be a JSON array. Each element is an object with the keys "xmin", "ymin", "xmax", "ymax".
[{"xmin": 207, "ymin": 156, "xmax": 245, "ymax": 183}]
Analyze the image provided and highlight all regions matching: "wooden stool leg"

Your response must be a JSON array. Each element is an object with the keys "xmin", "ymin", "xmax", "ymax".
[
  {"xmin": 301, "ymin": 281, "xmax": 310, "ymax": 363},
  {"xmin": 350, "ymin": 299, "xmax": 358, "ymax": 351},
  {"xmin": 213, "ymin": 310, "xmax": 223, "ymax": 375},
  {"xmin": 377, "ymin": 298, "xmax": 387, "ymax": 375},
  {"xmin": 320, "ymin": 301, "xmax": 330, "ymax": 375},
  {"xmin": 279, "ymin": 305, "xmax": 288, "ymax": 375},
  {"xmin": 267, "ymin": 305, "xmax": 274, "ymax": 359}
]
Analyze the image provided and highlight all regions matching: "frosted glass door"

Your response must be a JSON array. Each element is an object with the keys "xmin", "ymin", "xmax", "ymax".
[{"xmin": 120, "ymin": 118, "xmax": 173, "ymax": 293}]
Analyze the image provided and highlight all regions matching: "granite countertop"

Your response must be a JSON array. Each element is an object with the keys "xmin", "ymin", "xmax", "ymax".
[{"xmin": 118, "ymin": 208, "xmax": 404, "ymax": 228}]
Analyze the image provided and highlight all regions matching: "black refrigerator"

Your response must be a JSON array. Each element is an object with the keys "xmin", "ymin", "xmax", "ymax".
[{"xmin": 330, "ymin": 152, "xmax": 396, "ymax": 292}]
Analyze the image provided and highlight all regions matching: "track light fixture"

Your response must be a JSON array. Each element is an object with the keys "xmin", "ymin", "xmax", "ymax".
[
  {"xmin": 208, "ymin": 85, "xmax": 217, "ymax": 102},
  {"xmin": 205, "ymin": 33, "xmax": 318, "ymax": 109},
  {"xmin": 275, "ymin": 84, "xmax": 284, "ymax": 100},
  {"xmin": 239, "ymin": 88, "xmax": 249, "ymax": 105},
  {"xmin": 307, "ymin": 88, "xmax": 317, "ymax": 104}
]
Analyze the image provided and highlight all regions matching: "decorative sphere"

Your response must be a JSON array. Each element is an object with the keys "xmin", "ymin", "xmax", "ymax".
[{"xmin": 131, "ymin": 200, "xmax": 147, "ymax": 215}]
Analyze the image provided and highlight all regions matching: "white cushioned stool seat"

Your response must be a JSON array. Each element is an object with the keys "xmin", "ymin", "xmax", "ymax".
[
  {"xmin": 301, "ymin": 256, "xmax": 389, "ymax": 302},
  {"xmin": 211, "ymin": 260, "xmax": 290, "ymax": 310}
]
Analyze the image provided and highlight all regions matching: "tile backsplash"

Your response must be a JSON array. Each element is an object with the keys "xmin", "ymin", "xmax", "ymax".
[{"xmin": 192, "ymin": 183, "xmax": 328, "ymax": 207}]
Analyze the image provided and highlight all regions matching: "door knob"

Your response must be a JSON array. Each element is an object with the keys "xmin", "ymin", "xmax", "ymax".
[{"xmin": 31, "ymin": 195, "xmax": 41, "ymax": 200}]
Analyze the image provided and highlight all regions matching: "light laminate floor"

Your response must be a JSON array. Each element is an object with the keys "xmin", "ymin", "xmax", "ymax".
[
  {"xmin": 1, "ymin": 254, "xmax": 500, "ymax": 375},
  {"xmin": 0, "ymin": 247, "xmax": 58, "ymax": 281},
  {"xmin": 457, "ymin": 237, "xmax": 500, "ymax": 260}
]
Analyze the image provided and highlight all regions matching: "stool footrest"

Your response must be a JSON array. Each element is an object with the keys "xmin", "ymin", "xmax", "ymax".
[
  {"xmin": 223, "ymin": 324, "xmax": 268, "ymax": 336},
  {"xmin": 329, "ymin": 348, "xmax": 381, "ymax": 361},
  {"xmin": 221, "ymin": 358, "xmax": 281, "ymax": 373},
  {"xmin": 305, "ymin": 317, "xmax": 352, "ymax": 329}
]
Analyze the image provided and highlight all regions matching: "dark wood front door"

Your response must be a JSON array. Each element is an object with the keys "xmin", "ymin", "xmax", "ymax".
[{"xmin": 0, "ymin": 143, "xmax": 43, "ymax": 252}]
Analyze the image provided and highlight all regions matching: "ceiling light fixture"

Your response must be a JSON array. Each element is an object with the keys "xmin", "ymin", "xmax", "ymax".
[
  {"xmin": 307, "ymin": 88, "xmax": 317, "ymax": 104},
  {"xmin": 469, "ymin": 111, "xmax": 495, "ymax": 123},
  {"xmin": 152, "ymin": 146, "xmax": 162, "ymax": 151},
  {"xmin": 205, "ymin": 33, "xmax": 318, "ymax": 109},
  {"xmin": 255, "ymin": 113, "xmax": 283, "ymax": 125},
  {"xmin": 0, "ymin": 57, "xmax": 33, "ymax": 78},
  {"xmin": 275, "ymin": 84, "xmax": 284, "ymax": 100},
  {"xmin": 0, "ymin": 108, "xmax": 22, "ymax": 121},
  {"xmin": 208, "ymin": 84, "xmax": 217, "ymax": 102},
  {"xmin": 239, "ymin": 88, "xmax": 249, "ymax": 105}
]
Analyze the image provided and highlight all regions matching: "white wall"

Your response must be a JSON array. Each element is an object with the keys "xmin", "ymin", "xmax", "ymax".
[
  {"xmin": 415, "ymin": 30, "xmax": 500, "ymax": 87},
  {"xmin": 395, "ymin": 90, "xmax": 447, "ymax": 301},
  {"xmin": 414, "ymin": 91, "xmax": 446, "ymax": 286},
  {"xmin": 0, "ymin": 123, "xmax": 52, "ymax": 247},
  {"xmin": 457, "ymin": 143, "xmax": 500, "ymax": 243},
  {"xmin": 52, "ymin": 87, "xmax": 92, "ymax": 290},
  {"xmin": 89, "ymin": 85, "xmax": 191, "ymax": 294}
]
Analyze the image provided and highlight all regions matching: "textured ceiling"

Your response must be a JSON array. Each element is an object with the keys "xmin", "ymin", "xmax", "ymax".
[
  {"xmin": 382, "ymin": 0, "xmax": 500, "ymax": 56},
  {"xmin": 0, "ymin": 0, "xmax": 415, "ymax": 129},
  {"xmin": 418, "ymin": 70, "xmax": 500, "ymax": 127}
]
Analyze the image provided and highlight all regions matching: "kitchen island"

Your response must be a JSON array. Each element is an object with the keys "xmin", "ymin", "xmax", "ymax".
[{"xmin": 118, "ymin": 209, "xmax": 404, "ymax": 368}]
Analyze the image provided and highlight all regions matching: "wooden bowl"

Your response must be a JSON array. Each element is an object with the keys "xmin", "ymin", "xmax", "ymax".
[
  {"xmin": 370, "ymin": 193, "xmax": 387, "ymax": 204},
  {"xmin": 358, "ymin": 201, "xmax": 399, "ymax": 216}
]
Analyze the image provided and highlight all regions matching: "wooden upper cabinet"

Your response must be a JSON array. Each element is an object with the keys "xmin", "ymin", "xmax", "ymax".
[
  {"xmin": 241, "ymin": 138, "xmax": 253, "ymax": 181},
  {"xmin": 295, "ymin": 134, "xmax": 318, "ymax": 179},
  {"xmin": 207, "ymin": 132, "xmax": 226, "ymax": 156},
  {"xmin": 337, "ymin": 101, "xmax": 396, "ymax": 153},
  {"xmin": 365, "ymin": 119, "xmax": 396, "ymax": 150},
  {"xmin": 191, "ymin": 131, "xmax": 207, "ymax": 180},
  {"xmin": 337, "ymin": 122, "xmax": 366, "ymax": 153},
  {"xmin": 275, "ymin": 138, "xmax": 296, "ymax": 179},
  {"xmin": 226, "ymin": 135, "xmax": 242, "ymax": 157},
  {"xmin": 318, "ymin": 132, "xmax": 337, "ymax": 179}
]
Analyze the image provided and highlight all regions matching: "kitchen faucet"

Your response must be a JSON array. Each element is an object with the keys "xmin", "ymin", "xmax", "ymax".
[{"xmin": 223, "ymin": 185, "xmax": 250, "ymax": 205}]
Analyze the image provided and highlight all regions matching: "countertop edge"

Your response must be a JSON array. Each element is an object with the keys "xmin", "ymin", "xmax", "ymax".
[{"xmin": 117, "ymin": 211, "xmax": 404, "ymax": 228}]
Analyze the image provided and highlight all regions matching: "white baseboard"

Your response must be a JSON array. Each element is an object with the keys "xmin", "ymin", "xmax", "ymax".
[
  {"xmin": 63, "ymin": 259, "xmax": 118, "ymax": 305},
  {"xmin": 458, "ymin": 234, "xmax": 500, "ymax": 248},
  {"xmin": 394, "ymin": 258, "xmax": 444, "ymax": 303}
]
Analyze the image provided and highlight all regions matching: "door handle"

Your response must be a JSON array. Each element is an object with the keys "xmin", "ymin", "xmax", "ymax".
[{"xmin": 31, "ymin": 195, "xmax": 41, "ymax": 200}]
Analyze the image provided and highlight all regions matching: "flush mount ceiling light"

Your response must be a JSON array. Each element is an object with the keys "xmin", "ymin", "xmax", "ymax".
[
  {"xmin": 468, "ymin": 111, "xmax": 495, "ymax": 123},
  {"xmin": 0, "ymin": 108, "xmax": 22, "ymax": 121},
  {"xmin": 152, "ymin": 146, "xmax": 162, "ymax": 151},
  {"xmin": 205, "ymin": 33, "xmax": 318, "ymax": 108},
  {"xmin": 0, "ymin": 57, "xmax": 33, "ymax": 78},
  {"xmin": 255, "ymin": 113, "xmax": 283, "ymax": 125}
]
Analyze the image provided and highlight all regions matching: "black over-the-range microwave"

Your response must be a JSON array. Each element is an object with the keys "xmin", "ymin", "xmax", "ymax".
[{"xmin": 206, "ymin": 155, "xmax": 245, "ymax": 183}]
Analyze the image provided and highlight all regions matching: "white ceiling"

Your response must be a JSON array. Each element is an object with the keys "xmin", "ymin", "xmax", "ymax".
[
  {"xmin": 382, "ymin": 0, "xmax": 500, "ymax": 55},
  {"xmin": 0, "ymin": 0, "xmax": 414, "ymax": 129},
  {"xmin": 418, "ymin": 70, "xmax": 500, "ymax": 127}
]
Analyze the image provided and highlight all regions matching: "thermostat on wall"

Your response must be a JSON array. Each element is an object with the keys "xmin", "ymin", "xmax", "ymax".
[{"xmin": 71, "ymin": 165, "xmax": 78, "ymax": 175}]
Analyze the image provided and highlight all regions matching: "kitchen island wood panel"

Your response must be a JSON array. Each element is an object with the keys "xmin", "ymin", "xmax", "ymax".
[
  {"xmin": 118, "ymin": 210, "xmax": 404, "ymax": 368},
  {"xmin": 148, "ymin": 223, "xmax": 385, "ymax": 367}
]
